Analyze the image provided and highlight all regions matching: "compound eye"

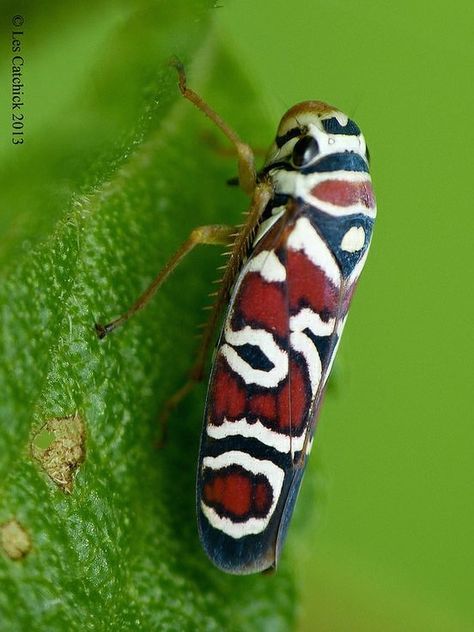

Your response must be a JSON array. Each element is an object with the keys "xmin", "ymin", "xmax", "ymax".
[{"xmin": 292, "ymin": 135, "xmax": 320, "ymax": 167}]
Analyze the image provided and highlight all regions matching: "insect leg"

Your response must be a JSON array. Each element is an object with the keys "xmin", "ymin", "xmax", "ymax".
[
  {"xmin": 200, "ymin": 130, "xmax": 267, "ymax": 159},
  {"xmin": 157, "ymin": 180, "xmax": 273, "ymax": 443},
  {"xmin": 171, "ymin": 57, "xmax": 257, "ymax": 196},
  {"xmin": 95, "ymin": 224, "xmax": 237, "ymax": 339}
]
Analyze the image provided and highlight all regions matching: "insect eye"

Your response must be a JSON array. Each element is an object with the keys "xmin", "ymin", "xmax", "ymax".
[{"xmin": 292, "ymin": 136, "xmax": 319, "ymax": 167}]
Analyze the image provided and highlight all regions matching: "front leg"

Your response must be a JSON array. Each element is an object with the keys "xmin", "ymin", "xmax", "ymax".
[
  {"xmin": 171, "ymin": 57, "xmax": 257, "ymax": 196},
  {"xmin": 95, "ymin": 224, "xmax": 237, "ymax": 339},
  {"xmin": 157, "ymin": 180, "xmax": 273, "ymax": 444}
]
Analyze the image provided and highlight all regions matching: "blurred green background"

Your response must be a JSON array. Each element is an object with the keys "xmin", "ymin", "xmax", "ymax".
[
  {"xmin": 212, "ymin": 1, "xmax": 473, "ymax": 630},
  {"xmin": 0, "ymin": 0, "xmax": 472, "ymax": 630}
]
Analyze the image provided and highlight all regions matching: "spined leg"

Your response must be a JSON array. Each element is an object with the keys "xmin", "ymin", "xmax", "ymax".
[
  {"xmin": 157, "ymin": 180, "xmax": 273, "ymax": 444},
  {"xmin": 95, "ymin": 224, "xmax": 237, "ymax": 339}
]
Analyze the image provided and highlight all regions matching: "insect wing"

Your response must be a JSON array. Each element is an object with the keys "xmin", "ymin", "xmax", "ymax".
[
  {"xmin": 197, "ymin": 198, "xmax": 359, "ymax": 573},
  {"xmin": 273, "ymin": 202, "xmax": 373, "ymax": 558},
  {"xmin": 197, "ymin": 216, "xmax": 291, "ymax": 574}
]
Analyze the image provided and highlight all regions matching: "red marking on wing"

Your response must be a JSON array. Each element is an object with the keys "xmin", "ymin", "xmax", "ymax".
[
  {"xmin": 204, "ymin": 472, "xmax": 251, "ymax": 517},
  {"xmin": 266, "ymin": 358, "xmax": 308, "ymax": 433},
  {"xmin": 210, "ymin": 356, "xmax": 309, "ymax": 437},
  {"xmin": 250, "ymin": 391, "xmax": 277, "ymax": 422},
  {"xmin": 287, "ymin": 249, "xmax": 339, "ymax": 314},
  {"xmin": 254, "ymin": 482, "xmax": 271, "ymax": 513},
  {"xmin": 212, "ymin": 360, "xmax": 246, "ymax": 420},
  {"xmin": 202, "ymin": 468, "xmax": 273, "ymax": 519},
  {"xmin": 287, "ymin": 358, "xmax": 308, "ymax": 431},
  {"xmin": 275, "ymin": 381, "xmax": 290, "ymax": 430},
  {"xmin": 311, "ymin": 179, "xmax": 375, "ymax": 209},
  {"xmin": 235, "ymin": 272, "xmax": 287, "ymax": 338},
  {"xmin": 208, "ymin": 213, "xmax": 341, "ymax": 442}
]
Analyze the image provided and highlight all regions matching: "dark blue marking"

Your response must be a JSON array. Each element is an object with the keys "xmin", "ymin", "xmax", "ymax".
[
  {"xmin": 270, "ymin": 193, "xmax": 291, "ymax": 207},
  {"xmin": 235, "ymin": 343, "xmax": 274, "ymax": 372},
  {"xmin": 306, "ymin": 207, "xmax": 374, "ymax": 278},
  {"xmin": 302, "ymin": 152, "xmax": 369, "ymax": 174},
  {"xmin": 274, "ymin": 466, "xmax": 306, "ymax": 566},
  {"xmin": 260, "ymin": 152, "xmax": 369, "ymax": 177},
  {"xmin": 303, "ymin": 328, "xmax": 336, "ymax": 367},
  {"xmin": 257, "ymin": 194, "xmax": 290, "ymax": 224},
  {"xmin": 321, "ymin": 117, "xmax": 361, "ymax": 136},
  {"xmin": 201, "ymin": 434, "xmax": 291, "ymax": 472}
]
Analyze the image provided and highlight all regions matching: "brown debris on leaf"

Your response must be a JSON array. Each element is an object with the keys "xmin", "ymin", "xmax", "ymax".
[
  {"xmin": 0, "ymin": 519, "xmax": 31, "ymax": 560},
  {"xmin": 31, "ymin": 412, "xmax": 86, "ymax": 493}
]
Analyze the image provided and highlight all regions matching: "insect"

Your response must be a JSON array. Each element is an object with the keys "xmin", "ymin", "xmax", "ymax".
[{"xmin": 96, "ymin": 60, "xmax": 376, "ymax": 575}]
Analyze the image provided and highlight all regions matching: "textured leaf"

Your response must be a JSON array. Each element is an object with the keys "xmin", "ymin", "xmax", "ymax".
[{"xmin": 0, "ymin": 2, "xmax": 296, "ymax": 630}]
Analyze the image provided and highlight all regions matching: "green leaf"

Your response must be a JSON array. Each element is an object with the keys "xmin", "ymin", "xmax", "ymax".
[{"xmin": 0, "ymin": 2, "xmax": 296, "ymax": 630}]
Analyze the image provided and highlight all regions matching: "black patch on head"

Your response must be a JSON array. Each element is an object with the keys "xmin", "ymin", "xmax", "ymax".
[
  {"xmin": 275, "ymin": 127, "xmax": 301, "ymax": 148},
  {"xmin": 322, "ymin": 117, "xmax": 361, "ymax": 136},
  {"xmin": 234, "ymin": 343, "xmax": 275, "ymax": 372}
]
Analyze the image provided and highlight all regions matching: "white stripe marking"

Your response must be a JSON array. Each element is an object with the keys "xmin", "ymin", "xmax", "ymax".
[
  {"xmin": 324, "ymin": 316, "xmax": 347, "ymax": 383},
  {"xmin": 341, "ymin": 226, "xmax": 366, "ymax": 252},
  {"xmin": 290, "ymin": 308, "xmax": 335, "ymax": 337},
  {"xmin": 246, "ymin": 250, "xmax": 286, "ymax": 282},
  {"xmin": 272, "ymin": 169, "xmax": 376, "ymax": 219},
  {"xmin": 253, "ymin": 206, "xmax": 286, "ymax": 246},
  {"xmin": 201, "ymin": 451, "xmax": 285, "ymax": 538},
  {"xmin": 348, "ymin": 241, "xmax": 371, "ymax": 285},
  {"xmin": 209, "ymin": 305, "xmax": 337, "ymax": 450},
  {"xmin": 221, "ymin": 326, "xmax": 288, "ymax": 388},
  {"xmin": 303, "ymin": 172, "xmax": 376, "ymax": 219},
  {"xmin": 290, "ymin": 330, "xmax": 322, "ymax": 395},
  {"xmin": 207, "ymin": 416, "xmax": 308, "ymax": 454},
  {"xmin": 289, "ymin": 307, "xmax": 336, "ymax": 395},
  {"xmin": 307, "ymin": 195, "xmax": 376, "ymax": 219},
  {"xmin": 288, "ymin": 217, "xmax": 341, "ymax": 287}
]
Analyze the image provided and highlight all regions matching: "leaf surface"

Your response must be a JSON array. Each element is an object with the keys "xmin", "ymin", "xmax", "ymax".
[{"xmin": 0, "ymin": 3, "xmax": 296, "ymax": 630}]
